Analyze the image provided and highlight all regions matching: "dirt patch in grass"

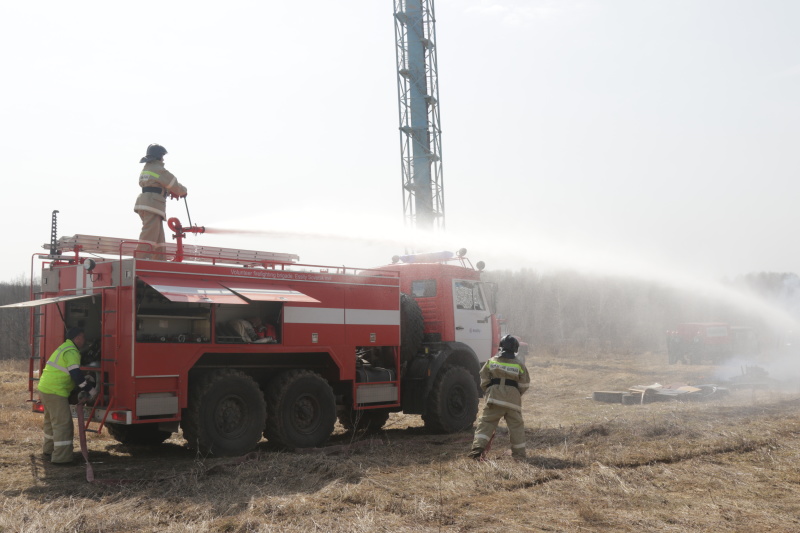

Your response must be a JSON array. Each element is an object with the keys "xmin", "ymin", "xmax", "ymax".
[{"xmin": 1, "ymin": 353, "xmax": 799, "ymax": 532}]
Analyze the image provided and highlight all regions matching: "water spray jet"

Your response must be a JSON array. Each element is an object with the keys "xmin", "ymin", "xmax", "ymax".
[{"xmin": 199, "ymin": 213, "xmax": 800, "ymax": 338}]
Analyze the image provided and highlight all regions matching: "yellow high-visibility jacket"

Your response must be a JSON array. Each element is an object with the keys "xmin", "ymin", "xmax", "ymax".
[{"xmin": 37, "ymin": 340, "xmax": 82, "ymax": 398}]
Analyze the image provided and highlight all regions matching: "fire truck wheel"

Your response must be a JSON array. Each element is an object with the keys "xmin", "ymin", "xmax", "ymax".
[
  {"xmin": 186, "ymin": 369, "xmax": 267, "ymax": 456},
  {"xmin": 400, "ymin": 293, "xmax": 424, "ymax": 363},
  {"xmin": 265, "ymin": 370, "xmax": 337, "ymax": 449},
  {"xmin": 106, "ymin": 423, "xmax": 172, "ymax": 446},
  {"xmin": 423, "ymin": 365, "xmax": 479, "ymax": 434},
  {"xmin": 337, "ymin": 408, "xmax": 391, "ymax": 432}
]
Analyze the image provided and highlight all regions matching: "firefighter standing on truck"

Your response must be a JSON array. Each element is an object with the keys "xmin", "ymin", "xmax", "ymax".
[
  {"xmin": 37, "ymin": 327, "xmax": 95, "ymax": 465},
  {"xmin": 469, "ymin": 334, "xmax": 530, "ymax": 460},
  {"xmin": 133, "ymin": 143, "xmax": 188, "ymax": 259}
]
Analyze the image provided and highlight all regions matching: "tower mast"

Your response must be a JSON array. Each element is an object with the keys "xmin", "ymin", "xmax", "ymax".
[{"xmin": 393, "ymin": 0, "xmax": 445, "ymax": 231}]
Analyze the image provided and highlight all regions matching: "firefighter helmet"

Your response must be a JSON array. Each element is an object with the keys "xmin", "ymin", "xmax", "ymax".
[
  {"xmin": 66, "ymin": 327, "xmax": 84, "ymax": 340},
  {"xmin": 140, "ymin": 143, "xmax": 168, "ymax": 163},
  {"xmin": 499, "ymin": 334, "xmax": 519, "ymax": 354}
]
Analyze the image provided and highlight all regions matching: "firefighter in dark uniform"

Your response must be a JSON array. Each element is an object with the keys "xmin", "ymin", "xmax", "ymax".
[
  {"xmin": 133, "ymin": 144, "xmax": 188, "ymax": 259},
  {"xmin": 469, "ymin": 335, "xmax": 531, "ymax": 460},
  {"xmin": 37, "ymin": 327, "xmax": 95, "ymax": 464}
]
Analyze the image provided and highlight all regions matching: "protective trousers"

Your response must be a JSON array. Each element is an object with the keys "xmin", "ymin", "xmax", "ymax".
[
  {"xmin": 40, "ymin": 392, "xmax": 74, "ymax": 463},
  {"xmin": 137, "ymin": 211, "xmax": 166, "ymax": 259},
  {"xmin": 471, "ymin": 402, "xmax": 526, "ymax": 458}
]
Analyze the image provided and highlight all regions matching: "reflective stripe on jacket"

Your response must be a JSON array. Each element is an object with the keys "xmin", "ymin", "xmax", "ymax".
[
  {"xmin": 37, "ymin": 340, "xmax": 81, "ymax": 398},
  {"xmin": 479, "ymin": 353, "xmax": 531, "ymax": 412},
  {"xmin": 133, "ymin": 160, "xmax": 188, "ymax": 219}
]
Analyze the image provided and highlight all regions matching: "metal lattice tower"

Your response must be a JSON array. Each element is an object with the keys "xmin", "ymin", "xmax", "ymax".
[{"xmin": 393, "ymin": 0, "xmax": 445, "ymax": 231}]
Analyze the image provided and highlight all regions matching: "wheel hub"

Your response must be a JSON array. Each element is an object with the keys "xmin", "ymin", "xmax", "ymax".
[
  {"xmin": 216, "ymin": 396, "xmax": 246, "ymax": 435},
  {"xmin": 447, "ymin": 386, "xmax": 465, "ymax": 415},
  {"xmin": 293, "ymin": 395, "xmax": 320, "ymax": 433}
]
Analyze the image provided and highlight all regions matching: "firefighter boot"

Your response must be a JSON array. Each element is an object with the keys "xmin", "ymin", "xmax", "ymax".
[{"xmin": 468, "ymin": 447, "xmax": 484, "ymax": 460}]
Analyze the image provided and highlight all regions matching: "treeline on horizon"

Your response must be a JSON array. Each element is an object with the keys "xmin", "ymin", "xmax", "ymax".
[
  {"xmin": 487, "ymin": 270, "xmax": 799, "ymax": 357},
  {"xmin": 0, "ymin": 272, "xmax": 798, "ymax": 360},
  {"xmin": 0, "ymin": 277, "xmax": 32, "ymax": 360}
]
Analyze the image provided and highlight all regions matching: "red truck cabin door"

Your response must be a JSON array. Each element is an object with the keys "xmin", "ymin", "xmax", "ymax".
[{"xmin": 452, "ymin": 279, "xmax": 493, "ymax": 362}]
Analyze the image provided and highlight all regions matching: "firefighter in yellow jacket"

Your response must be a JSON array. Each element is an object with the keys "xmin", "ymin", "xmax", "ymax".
[
  {"xmin": 37, "ymin": 328, "xmax": 95, "ymax": 465},
  {"xmin": 469, "ymin": 335, "xmax": 530, "ymax": 460},
  {"xmin": 133, "ymin": 144, "xmax": 188, "ymax": 259}
]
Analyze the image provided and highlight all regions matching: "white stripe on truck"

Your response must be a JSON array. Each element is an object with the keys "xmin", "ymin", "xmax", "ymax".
[
  {"xmin": 345, "ymin": 309, "xmax": 400, "ymax": 326},
  {"xmin": 284, "ymin": 307, "xmax": 399, "ymax": 326},
  {"xmin": 284, "ymin": 307, "xmax": 344, "ymax": 325}
]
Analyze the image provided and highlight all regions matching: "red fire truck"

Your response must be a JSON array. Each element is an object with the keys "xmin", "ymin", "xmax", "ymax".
[
  {"xmin": 6, "ymin": 222, "xmax": 499, "ymax": 456},
  {"xmin": 666, "ymin": 322, "xmax": 759, "ymax": 364}
]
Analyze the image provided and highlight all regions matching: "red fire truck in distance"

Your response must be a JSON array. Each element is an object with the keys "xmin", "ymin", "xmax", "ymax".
[
  {"xmin": 666, "ymin": 322, "xmax": 759, "ymax": 364},
  {"xmin": 8, "ymin": 228, "xmax": 499, "ymax": 456}
]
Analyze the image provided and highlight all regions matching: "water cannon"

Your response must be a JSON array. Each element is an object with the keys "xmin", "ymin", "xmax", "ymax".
[
  {"xmin": 167, "ymin": 217, "xmax": 205, "ymax": 236},
  {"xmin": 167, "ymin": 217, "xmax": 205, "ymax": 262}
]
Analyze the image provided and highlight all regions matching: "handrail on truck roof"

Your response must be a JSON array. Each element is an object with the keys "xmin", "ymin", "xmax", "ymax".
[
  {"xmin": 43, "ymin": 234, "xmax": 300, "ymax": 268},
  {"xmin": 40, "ymin": 234, "xmax": 401, "ymax": 278}
]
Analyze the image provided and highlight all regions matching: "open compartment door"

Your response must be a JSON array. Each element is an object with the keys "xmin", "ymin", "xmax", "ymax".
[
  {"xmin": 138, "ymin": 275, "xmax": 248, "ymax": 304},
  {"xmin": 0, "ymin": 293, "xmax": 99, "ymax": 308},
  {"xmin": 222, "ymin": 282, "xmax": 320, "ymax": 303}
]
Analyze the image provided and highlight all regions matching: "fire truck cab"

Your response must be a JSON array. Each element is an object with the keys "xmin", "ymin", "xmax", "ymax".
[{"xmin": 8, "ymin": 230, "xmax": 498, "ymax": 456}]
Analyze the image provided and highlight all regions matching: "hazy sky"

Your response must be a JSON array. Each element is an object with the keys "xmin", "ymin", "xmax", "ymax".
[{"xmin": 1, "ymin": 0, "xmax": 798, "ymax": 287}]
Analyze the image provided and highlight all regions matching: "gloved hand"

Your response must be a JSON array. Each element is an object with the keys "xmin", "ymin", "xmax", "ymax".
[{"xmin": 89, "ymin": 387, "xmax": 99, "ymax": 401}]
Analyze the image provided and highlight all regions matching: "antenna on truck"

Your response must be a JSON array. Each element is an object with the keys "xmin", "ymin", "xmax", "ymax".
[{"xmin": 49, "ymin": 210, "xmax": 61, "ymax": 257}]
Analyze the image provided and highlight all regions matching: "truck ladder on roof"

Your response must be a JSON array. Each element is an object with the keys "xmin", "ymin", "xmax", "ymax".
[{"xmin": 43, "ymin": 235, "xmax": 299, "ymax": 266}]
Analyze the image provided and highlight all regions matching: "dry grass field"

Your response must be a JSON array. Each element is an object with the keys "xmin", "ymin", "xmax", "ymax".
[{"xmin": 1, "ymin": 352, "xmax": 799, "ymax": 532}]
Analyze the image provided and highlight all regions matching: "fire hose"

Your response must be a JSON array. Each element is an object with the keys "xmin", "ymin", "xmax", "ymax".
[
  {"xmin": 480, "ymin": 431, "xmax": 496, "ymax": 461},
  {"xmin": 75, "ymin": 398, "xmax": 99, "ymax": 483}
]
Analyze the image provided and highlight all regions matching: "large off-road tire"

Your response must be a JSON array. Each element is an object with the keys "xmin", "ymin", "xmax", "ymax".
[
  {"xmin": 107, "ymin": 422, "xmax": 172, "ymax": 445},
  {"xmin": 183, "ymin": 369, "xmax": 266, "ymax": 456},
  {"xmin": 265, "ymin": 370, "xmax": 336, "ymax": 449},
  {"xmin": 400, "ymin": 293, "xmax": 424, "ymax": 363},
  {"xmin": 423, "ymin": 365, "xmax": 479, "ymax": 433},
  {"xmin": 338, "ymin": 408, "xmax": 391, "ymax": 432}
]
